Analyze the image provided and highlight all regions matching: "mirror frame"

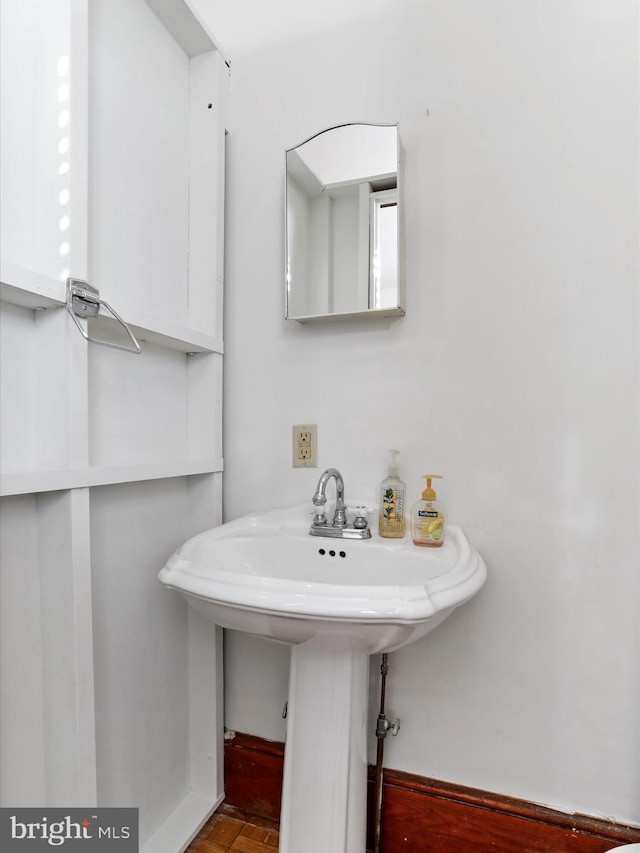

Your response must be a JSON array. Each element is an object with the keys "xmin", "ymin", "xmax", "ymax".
[{"xmin": 285, "ymin": 122, "xmax": 404, "ymax": 323}]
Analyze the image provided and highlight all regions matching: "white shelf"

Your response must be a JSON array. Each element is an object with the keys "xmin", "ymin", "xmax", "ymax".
[
  {"xmin": 0, "ymin": 268, "xmax": 223, "ymax": 354},
  {"xmin": 92, "ymin": 309, "xmax": 223, "ymax": 354},
  {"xmin": 145, "ymin": 0, "xmax": 222, "ymax": 58},
  {"xmin": 0, "ymin": 261, "xmax": 66, "ymax": 309},
  {"xmin": 0, "ymin": 458, "xmax": 224, "ymax": 497}
]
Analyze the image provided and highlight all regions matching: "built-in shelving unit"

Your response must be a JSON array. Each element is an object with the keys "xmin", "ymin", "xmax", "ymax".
[
  {"xmin": 0, "ymin": 0, "xmax": 227, "ymax": 849},
  {"xmin": 0, "ymin": 0, "xmax": 228, "ymax": 497}
]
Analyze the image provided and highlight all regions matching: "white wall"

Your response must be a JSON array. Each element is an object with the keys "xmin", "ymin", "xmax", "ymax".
[{"xmin": 214, "ymin": 0, "xmax": 638, "ymax": 824}]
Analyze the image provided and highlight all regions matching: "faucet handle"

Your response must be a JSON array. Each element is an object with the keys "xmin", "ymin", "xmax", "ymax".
[
  {"xmin": 348, "ymin": 505, "xmax": 373, "ymax": 529},
  {"xmin": 309, "ymin": 504, "xmax": 329, "ymax": 526}
]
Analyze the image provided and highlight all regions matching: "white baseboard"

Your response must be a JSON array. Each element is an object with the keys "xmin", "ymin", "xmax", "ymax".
[{"xmin": 141, "ymin": 791, "xmax": 225, "ymax": 853}]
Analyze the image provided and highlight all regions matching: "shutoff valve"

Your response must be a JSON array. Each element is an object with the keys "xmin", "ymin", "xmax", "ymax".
[{"xmin": 376, "ymin": 712, "xmax": 401, "ymax": 739}]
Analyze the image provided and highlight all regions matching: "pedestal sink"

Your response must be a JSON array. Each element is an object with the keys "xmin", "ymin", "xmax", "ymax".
[{"xmin": 159, "ymin": 504, "xmax": 486, "ymax": 853}]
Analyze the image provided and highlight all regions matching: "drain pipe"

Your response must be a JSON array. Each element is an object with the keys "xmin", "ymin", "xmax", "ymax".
[{"xmin": 373, "ymin": 653, "xmax": 400, "ymax": 853}]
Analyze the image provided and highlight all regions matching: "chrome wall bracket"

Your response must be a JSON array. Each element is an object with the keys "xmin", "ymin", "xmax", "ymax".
[{"xmin": 66, "ymin": 278, "xmax": 142, "ymax": 354}]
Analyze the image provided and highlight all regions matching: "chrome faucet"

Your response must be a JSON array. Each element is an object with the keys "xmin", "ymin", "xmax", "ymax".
[
  {"xmin": 312, "ymin": 468, "xmax": 347, "ymax": 527},
  {"xmin": 310, "ymin": 468, "xmax": 371, "ymax": 540}
]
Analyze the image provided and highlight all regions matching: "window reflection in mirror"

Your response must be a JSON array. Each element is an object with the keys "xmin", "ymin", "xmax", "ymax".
[
  {"xmin": 370, "ymin": 190, "xmax": 398, "ymax": 310},
  {"xmin": 285, "ymin": 123, "xmax": 404, "ymax": 322}
]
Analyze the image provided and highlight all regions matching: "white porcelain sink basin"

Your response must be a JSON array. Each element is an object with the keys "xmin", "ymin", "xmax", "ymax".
[
  {"xmin": 159, "ymin": 504, "xmax": 486, "ymax": 653},
  {"xmin": 161, "ymin": 502, "xmax": 486, "ymax": 853}
]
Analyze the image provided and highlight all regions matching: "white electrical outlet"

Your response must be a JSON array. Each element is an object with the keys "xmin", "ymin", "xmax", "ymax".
[{"xmin": 292, "ymin": 424, "xmax": 317, "ymax": 468}]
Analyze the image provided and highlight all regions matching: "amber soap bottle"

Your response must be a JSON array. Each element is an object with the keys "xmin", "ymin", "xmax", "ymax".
[{"xmin": 410, "ymin": 475, "xmax": 446, "ymax": 547}]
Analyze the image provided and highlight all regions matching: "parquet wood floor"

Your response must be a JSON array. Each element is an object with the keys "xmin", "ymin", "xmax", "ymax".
[{"xmin": 186, "ymin": 806, "xmax": 279, "ymax": 853}]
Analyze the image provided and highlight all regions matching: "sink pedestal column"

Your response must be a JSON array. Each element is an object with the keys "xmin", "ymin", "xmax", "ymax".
[{"xmin": 279, "ymin": 636, "xmax": 369, "ymax": 853}]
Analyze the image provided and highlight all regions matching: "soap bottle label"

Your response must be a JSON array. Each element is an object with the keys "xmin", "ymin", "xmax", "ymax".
[
  {"xmin": 380, "ymin": 487, "xmax": 404, "ymax": 534},
  {"xmin": 417, "ymin": 509, "xmax": 444, "ymax": 544}
]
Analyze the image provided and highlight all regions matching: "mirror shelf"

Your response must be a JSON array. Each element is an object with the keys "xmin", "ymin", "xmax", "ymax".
[{"xmin": 291, "ymin": 306, "xmax": 404, "ymax": 324}]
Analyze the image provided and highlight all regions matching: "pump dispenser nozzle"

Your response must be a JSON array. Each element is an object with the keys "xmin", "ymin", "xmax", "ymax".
[
  {"xmin": 388, "ymin": 449, "xmax": 400, "ymax": 477},
  {"xmin": 420, "ymin": 474, "xmax": 442, "ymax": 501}
]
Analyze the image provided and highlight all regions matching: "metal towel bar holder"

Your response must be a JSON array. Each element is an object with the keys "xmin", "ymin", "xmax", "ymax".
[{"xmin": 66, "ymin": 278, "xmax": 142, "ymax": 354}]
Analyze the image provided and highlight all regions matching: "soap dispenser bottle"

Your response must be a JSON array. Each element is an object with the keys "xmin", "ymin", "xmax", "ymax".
[
  {"xmin": 411, "ymin": 475, "xmax": 446, "ymax": 547},
  {"xmin": 378, "ymin": 450, "xmax": 406, "ymax": 538}
]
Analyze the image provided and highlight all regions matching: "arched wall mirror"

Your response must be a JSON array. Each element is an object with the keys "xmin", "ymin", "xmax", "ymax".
[{"xmin": 285, "ymin": 123, "xmax": 404, "ymax": 322}]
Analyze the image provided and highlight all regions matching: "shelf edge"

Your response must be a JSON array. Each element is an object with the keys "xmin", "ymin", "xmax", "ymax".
[
  {"xmin": 0, "ymin": 261, "xmax": 66, "ymax": 309},
  {"xmin": 0, "ymin": 459, "xmax": 224, "ymax": 497}
]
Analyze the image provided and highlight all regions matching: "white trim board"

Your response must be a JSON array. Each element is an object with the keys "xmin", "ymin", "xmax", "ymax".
[
  {"xmin": 1, "ymin": 459, "xmax": 224, "ymax": 497},
  {"xmin": 140, "ymin": 792, "xmax": 224, "ymax": 853}
]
